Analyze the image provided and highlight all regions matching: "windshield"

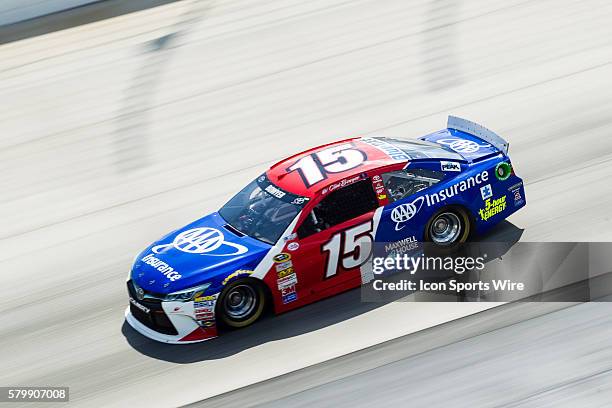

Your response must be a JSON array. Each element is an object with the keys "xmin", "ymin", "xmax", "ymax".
[{"xmin": 219, "ymin": 174, "xmax": 309, "ymax": 244}]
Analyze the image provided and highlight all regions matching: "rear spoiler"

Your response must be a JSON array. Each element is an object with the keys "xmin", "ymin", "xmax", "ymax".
[{"xmin": 447, "ymin": 116, "xmax": 509, "ymax": 155}]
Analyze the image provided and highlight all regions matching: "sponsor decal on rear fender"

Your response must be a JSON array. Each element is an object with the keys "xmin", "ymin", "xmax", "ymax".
[
  {"xmin": 479, "ymin": 196, "xmax": 507, "ymax": 221},
  {"xmin": 441, "ymin": 161, "xmax": 461, "ymax": 172},
  {"xmin": 391, "ymin": 197, "xmax": 425, "ymax": 231},
  {"xmin": 390, "ymin": 170, "xmax": 489, "ymax": 230}
]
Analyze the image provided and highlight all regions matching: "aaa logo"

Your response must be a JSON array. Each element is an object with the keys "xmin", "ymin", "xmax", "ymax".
[{"xmin": 152, "ymin": 227, "xmax": 248, "ymax": 256}]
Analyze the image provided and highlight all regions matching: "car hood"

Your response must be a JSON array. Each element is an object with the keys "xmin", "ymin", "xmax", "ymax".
[{"xmin": 131, "ymin": 212, "xmax": 271, "ymax": 293}]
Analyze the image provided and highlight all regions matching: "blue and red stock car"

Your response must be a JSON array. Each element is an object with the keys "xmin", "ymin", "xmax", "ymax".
[{"xmin": 125, "ymin": 116, "xmax": 526, "ymax": 343}]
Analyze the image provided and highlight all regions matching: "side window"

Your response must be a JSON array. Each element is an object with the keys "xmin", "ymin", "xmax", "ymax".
[
  {"xmin": 298, "ymin": 179, "xmax": 378, "ymax": 238},
  {"xmin": 382, "ymin": 168, "xmax": 444, "ymax": 203}
]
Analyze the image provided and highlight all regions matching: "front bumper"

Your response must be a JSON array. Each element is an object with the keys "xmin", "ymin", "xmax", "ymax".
[
  {"xmin": 125, "ymin": 308, "xmax": 217, "ymax": 344},
  {"xmin": 125, "ymin": 281, "xmax": 218, "ymax": 344}
]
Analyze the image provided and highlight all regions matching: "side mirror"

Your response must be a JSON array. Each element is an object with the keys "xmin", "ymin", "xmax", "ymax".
[
  {"xmin": 297, "ymin": 211, "xmax": 325, "ymax": 239},
  {"xmin": 310, "ymin": 211, "xmax": 329, "ymax": 232}
]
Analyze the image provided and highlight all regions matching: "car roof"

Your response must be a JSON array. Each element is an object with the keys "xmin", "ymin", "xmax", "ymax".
[{"xmin": 266, "ymin": 136, "xmax": 463, "ymax": 198}]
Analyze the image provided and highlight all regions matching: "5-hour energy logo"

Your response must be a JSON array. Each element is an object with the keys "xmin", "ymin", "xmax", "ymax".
[{"xmin": 479, "ymin": 195, "xmax": 507, "ymax": 221}]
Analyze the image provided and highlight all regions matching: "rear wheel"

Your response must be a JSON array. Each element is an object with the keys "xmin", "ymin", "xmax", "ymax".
[
  {"xmin": 425, "ymin": 207, "xmax": 471, "ymax": 248},
  {"xmin": 217, "ymin": 279, "xmax": 266, "ymax": 328}
]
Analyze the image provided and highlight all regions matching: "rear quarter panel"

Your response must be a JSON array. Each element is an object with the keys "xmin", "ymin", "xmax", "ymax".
[
  {"xmin": 375, "ymin": 156, "xmax": 524, "ymax": 242},
  {"xmin": 472, "ymin": 157, "xmax": 526, "ymax": 236}
]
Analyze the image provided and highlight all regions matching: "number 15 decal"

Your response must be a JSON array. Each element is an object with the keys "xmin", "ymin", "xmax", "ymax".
[
  {"xmin": 287, "ymin": 143, "xmax": 366, "ymax": 187},
  {"xmin": 322, "ymin": 221, "xmax": 373, "ymax": 278}
]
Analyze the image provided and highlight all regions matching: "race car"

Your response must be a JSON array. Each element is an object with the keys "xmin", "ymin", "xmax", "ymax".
[{"xmin": 125, "ymin": 116, "xmax": 526, "ymax": 343}]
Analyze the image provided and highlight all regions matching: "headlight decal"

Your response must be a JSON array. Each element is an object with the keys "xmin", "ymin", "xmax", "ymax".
[{"xmin": 164, "ymin": 283, "xmax": 211, "ymax": 302}]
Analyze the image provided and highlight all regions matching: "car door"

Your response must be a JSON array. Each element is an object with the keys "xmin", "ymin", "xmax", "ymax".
[{"xmin": 291, "ymin": 177, "xmax": 379, "ymax": 298}]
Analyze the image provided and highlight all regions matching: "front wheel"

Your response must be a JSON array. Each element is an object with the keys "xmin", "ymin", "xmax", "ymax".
[
  {"xmin": 424, "ymin": 207, "xmax": 471, "ymax": 248},
  {"xmin": 217, "ymin": 279, "xmax": 266, "ymax": 328}
]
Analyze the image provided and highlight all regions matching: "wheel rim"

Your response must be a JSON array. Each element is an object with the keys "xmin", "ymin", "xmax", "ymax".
[
  {"xmin": 224, "ymin": 284, "xmax": 257, "ymax": 320},
  {"xmin": 430, "ymin": 212, "xmax": 462, "ymax": 245}
]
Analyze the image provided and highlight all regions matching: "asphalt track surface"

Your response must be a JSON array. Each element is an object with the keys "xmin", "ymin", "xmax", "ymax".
[
  {"xmin": 1, "ymin": 0, "xmax": 612, "ymax": 406},
  {"xmin": 194, "ymin": 301, "xmax": 612, "ymax": 408}
]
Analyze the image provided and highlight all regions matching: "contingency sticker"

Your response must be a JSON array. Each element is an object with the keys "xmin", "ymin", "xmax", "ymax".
[{"xmin": 274, "ymin": 253, "xmax": 298, "ymax": 304}]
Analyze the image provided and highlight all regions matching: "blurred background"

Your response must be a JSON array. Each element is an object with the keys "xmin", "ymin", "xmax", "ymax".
[{"xmin": 1, "ymin": 0, "xmax": 612, "ymax": 406}]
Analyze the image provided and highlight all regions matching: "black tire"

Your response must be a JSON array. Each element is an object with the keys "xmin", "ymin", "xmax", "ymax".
[
  {"xmin": 424, "ymin": 206, "xmax": 471, "ymax": 249},
  {"xmin": 217, "ymin": 279, "xmax": 266, "ymax": 328}
]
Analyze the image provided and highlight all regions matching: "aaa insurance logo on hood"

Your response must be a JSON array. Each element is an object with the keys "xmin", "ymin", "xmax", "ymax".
[
  {"xmin": 140, "ymin": 227, "xmax": 249, "ymax": 282},
  {"xmin": 152, "ymin": 227, "xmax": 248, "ymax": 257}
]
